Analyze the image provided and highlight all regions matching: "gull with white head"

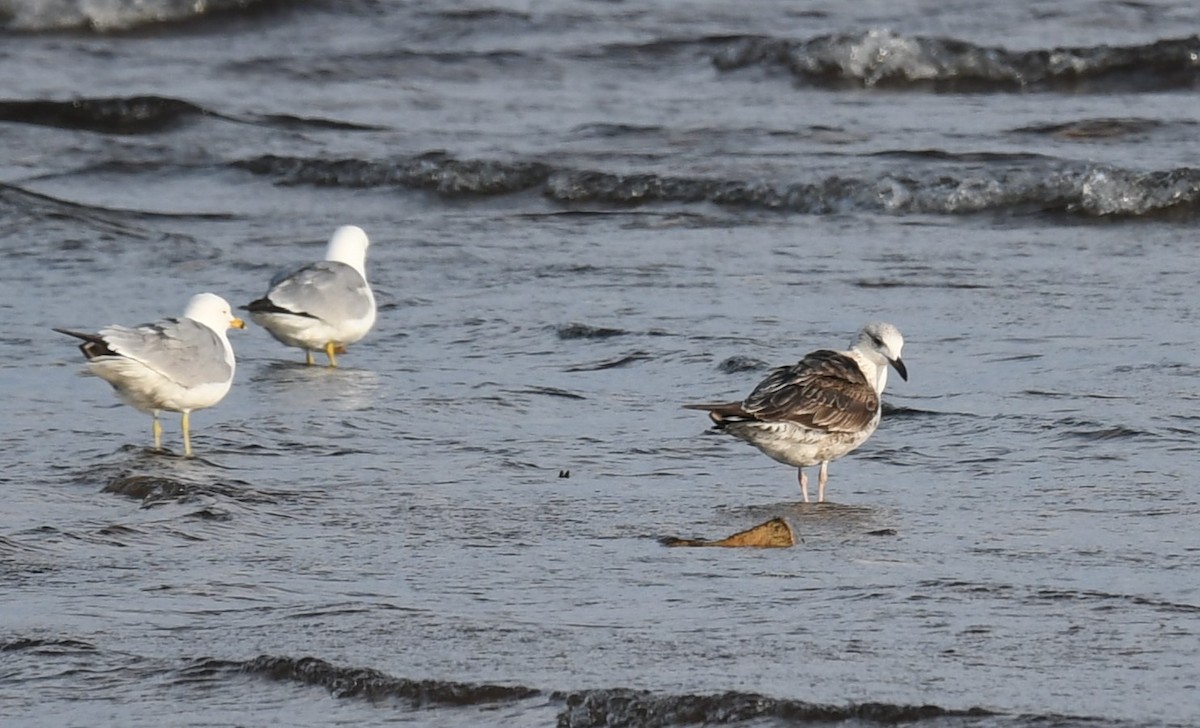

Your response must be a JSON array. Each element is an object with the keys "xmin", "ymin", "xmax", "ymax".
[
  {"xmin": 54, "ymin": 292, "xmax": 245, "ymax": 458},
  {"xmin": 685, "ymin": 322, "xmax": 907, "ymax": 502},
  {"xmin": 243, "ymin": 225, "xmax": 376, "ymax": 367}
]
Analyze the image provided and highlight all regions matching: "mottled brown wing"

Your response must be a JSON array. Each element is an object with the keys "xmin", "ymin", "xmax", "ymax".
[{"xmin": 741, "ymin": 350, "xmax": 878, "ymax": 432}]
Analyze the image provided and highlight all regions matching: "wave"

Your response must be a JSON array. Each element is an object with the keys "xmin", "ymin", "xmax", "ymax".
[
  {"xmin": 713, "ymin": 30, "xmax": 1200, "ymax": 93},
  {"xmin": 1052, "ymin": 417, "xmax": 1156, "ymax": 442},
  {"xmin": 555, "ymin": 687, "xmax": 1000, "ymax": 727},
  {"xmin": 1012, "ymin": 118, "xmax": 1183, "ymax": 140},
  {"xmin": 183, "ymin": 655, "xmax": 539, "ymax": 707},
  {"xmin": 1031, "ymin": 588, "xmax": 1200, "ymax": 614},
  {"xmin": 0, "ymin": 182, "xmax": 184, "ymax": 240},
  {"xmin": 717, "ymin": 355, "xmax": 769, "ymax": 373},
  {"xmin": 557, "ymin": 323, "xmax": 629, "ymax": 340},
  {"xmin": 0, "ymin": 0, "xmax": 293, "ymax": 33},
  {"xmin": 0, "ymin": 179, "xmax": 242, "ymax": 235},
  {"xmin": 6, "ymin": 149, "xmax": 1200, "ymax": 222},
  {"xmin": 0, "ymin": 95, "xmax": 381, "ymax": 134},
  {"xmin": 0, "ymin": 97, "xmax": 206, "ymax": 134},
  {"xmin": 564, "ymin": 352, "xmax": 654, "ymax": 372},
  {"xmin": 102, "ymin": 474, "xmax": 281, "ymax": 506},
  {"xmin": 1, "ymin": 637, "xmax": 96, "ymax": 653},
  {"xmin": 233, "ymin": 153, "xmax": 1200, "ymax": 219},
  {"xmin": 0, "ymin": 647, "xmax": 1145, "ymax": 726},
  {"xmin": 881, "ymin": 403, "xmax": 946, "ymax": 418},
  {"xmin": 234, "ymin": 153, "xmax": 552, "ymax": 195},
  {"xmin": 918, "ymin": 580, "xmax": 1200, "ymax": 616},
  {"xmin": 184, "ymin": 655, "xmax": 1013, "ymax": 725}
]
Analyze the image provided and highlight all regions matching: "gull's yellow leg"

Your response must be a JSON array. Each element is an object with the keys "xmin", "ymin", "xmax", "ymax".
[
  {"xmin": 152, "ymin": 412, "xmax": 163, "ymax": 450},
  {"xmin": 324, "ymin": 341, "xmax": 338, "ymax": 368},
  {"xmin": 305, "ymin": 350, "xmax": 315, "ymax": 366},
  {"xmin": 182, "ymin": 411, "xmax": 193, "ymax": 458}
]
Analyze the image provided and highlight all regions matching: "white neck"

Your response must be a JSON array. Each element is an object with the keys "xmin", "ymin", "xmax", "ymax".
[
  {"xmin": 849, "ymin": 346, "xmax": 888, "ymax": 395},
  {"xmin": 325, "ymin": 226, "xmax": 369, "ymax": 277}
]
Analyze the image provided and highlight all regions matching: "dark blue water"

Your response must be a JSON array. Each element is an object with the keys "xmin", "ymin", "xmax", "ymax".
[{"xmin": 2, "ymin": 1, "xmax": 1199, "ymax": 726}]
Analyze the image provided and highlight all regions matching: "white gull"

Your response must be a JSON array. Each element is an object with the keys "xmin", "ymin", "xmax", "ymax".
[
  {"xmin": 244, "ymin": 225, "xmax": 376, "ymax": 367},
  {"xmin": 54, "ymin": 292, "xmax": 245, "ymax": 458}
]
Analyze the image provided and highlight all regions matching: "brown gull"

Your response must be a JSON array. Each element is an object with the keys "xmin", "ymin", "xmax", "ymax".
[{"xmin": 686, "ymin": 322, "xmax": 907, "ymax": 502}]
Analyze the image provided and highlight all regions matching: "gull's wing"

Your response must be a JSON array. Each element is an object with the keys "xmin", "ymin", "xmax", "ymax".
[
  {"xmin": 741, "ymin": 350, "xmax": 878, "ymax": 432},
  {"xmin": 58, "ymin": 318, "xmax": 232, "ymax": 388},
  {"xmin": 249, "ymin": 261, "xmax": 371, "ymax": 323}
]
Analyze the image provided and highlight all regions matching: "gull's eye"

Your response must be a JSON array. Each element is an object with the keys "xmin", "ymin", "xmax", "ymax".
[{"xmin": 871, "ymin": 335, "xmax": 884, "ymax": 347}]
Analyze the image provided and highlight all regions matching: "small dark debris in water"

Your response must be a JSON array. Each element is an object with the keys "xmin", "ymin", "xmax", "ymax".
[
  {"xmin": 187, "ymin": 508, "xmax": 232, "ymax": 521},
  {"xmin": 565, "ymin": 352, "xmax": 651, "ymax": 372},
  {"xmin": 558, "ymin": 470, "xmax": 570, "ymax": 478},
  {"xmin": 717, "ymin": 355, "xmax": 768, "ymax": 373},
  {"xmin": 661, "ymin": 517, "xmax": 795, "ymax": 548},
  {"xmin": 556, "ymin": 322, "xmax": 627, "ymax": 340},
  {"xmin": 866, "ymin": 528, "xmax": 897, "ymax": 536}
]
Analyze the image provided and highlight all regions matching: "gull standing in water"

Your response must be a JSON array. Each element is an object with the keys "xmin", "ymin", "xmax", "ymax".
[
  {"xmin": 243, "ymin": 225, "xmax": 376, "ymax": 367},
  {"xmin": 685, "ymin": 322, "xmax": 907, "ymax": 503},
  {"xmin": 54, "ymin": 292, "xmax": 245, "ymax": 458}
]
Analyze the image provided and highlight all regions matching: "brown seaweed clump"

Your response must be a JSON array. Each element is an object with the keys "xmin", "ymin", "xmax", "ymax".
[{"xmin": 660, "ymin": 517, "xmax": 796, "ymax": 549}]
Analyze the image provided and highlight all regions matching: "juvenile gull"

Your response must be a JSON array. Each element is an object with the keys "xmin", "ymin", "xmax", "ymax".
[
  {"xmin": 685, "ymin": 322, "xmax": 907, "ymax": 503},
  {"xmin": 54, "ymin": 292, "xmax": 245, "ymax": 458},
  {"xmin": 243, "ymin": 225, "xmax": 376, "ymax": 367}
]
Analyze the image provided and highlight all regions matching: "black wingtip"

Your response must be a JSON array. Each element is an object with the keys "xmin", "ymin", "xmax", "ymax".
[
  {"xmin": 53, "ymin": 327, "xmax": 96, "ymax": 344},
  {"xmin": 243, "ymin": 298, "xmax": 317, "ymax": 318},
  {"xmin": 53, "ymin": 328, "xmax": 114, "ymax": 359},
  {"xmin": 242, "ymin": 297, "xmax": 275, "ymax": 313}
]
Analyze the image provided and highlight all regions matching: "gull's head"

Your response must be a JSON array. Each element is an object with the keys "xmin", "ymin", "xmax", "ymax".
[
  {"xmin": 854, "ymin": 321, "xmax": 906, "ymax": 381},
  {"xmin": 185, "ymin": 293, "xmax": 246, "ymax": 332},
  {"xmin": 325, "ymin": 225, "xmax": 370, "ymax": 274}
]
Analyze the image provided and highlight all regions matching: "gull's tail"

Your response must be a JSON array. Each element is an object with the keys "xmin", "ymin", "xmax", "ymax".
[{"xmin": 683, "ymin": 401, "xmax": 755, "ymax": 428}]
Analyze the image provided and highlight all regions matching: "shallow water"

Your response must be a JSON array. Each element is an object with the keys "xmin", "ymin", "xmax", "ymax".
[{"xmin": 3, "ymin": 1, "xmax": 1200, "ymax": 726}]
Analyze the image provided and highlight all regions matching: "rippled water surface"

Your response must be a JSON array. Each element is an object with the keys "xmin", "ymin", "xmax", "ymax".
[{"xmin": 3, "ymin": 1, "xmax": 1200, "ymax": 726}]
